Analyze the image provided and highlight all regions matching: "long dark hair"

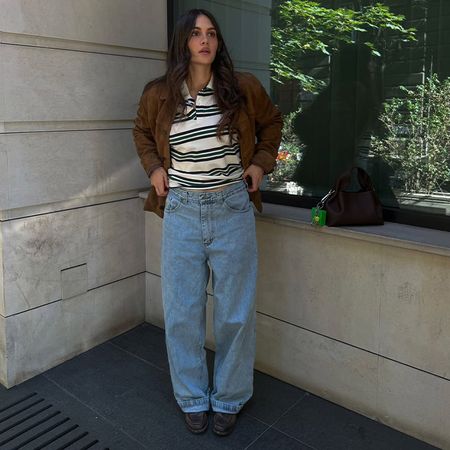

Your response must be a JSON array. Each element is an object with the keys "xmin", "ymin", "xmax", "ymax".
[{"xmin": 145, "ymin": 9, "xmax": 244, "ymax": 141}]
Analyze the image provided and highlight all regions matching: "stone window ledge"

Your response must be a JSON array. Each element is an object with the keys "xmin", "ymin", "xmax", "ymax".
[
  {"xmin": 258, "ymin": 203, "xmax": 450, "ymax": 258},
  {"xmin": 138, "ymin": 191, "xmax": 449, "ymax": 258}
]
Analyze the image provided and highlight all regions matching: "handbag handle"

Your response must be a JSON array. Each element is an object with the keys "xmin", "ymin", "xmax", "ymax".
[
  {"xmin": 334, "ymin": 166, "xmax": 374, "ymax": 192},
  {"xmin": 316, "ymin": 166, "xmax": 375, "ymax": 210}
]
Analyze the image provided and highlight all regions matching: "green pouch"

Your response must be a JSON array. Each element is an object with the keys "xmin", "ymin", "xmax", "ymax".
[{"xmin": 311, "ymin": 207, "xmax": 327, "ymax": 226}]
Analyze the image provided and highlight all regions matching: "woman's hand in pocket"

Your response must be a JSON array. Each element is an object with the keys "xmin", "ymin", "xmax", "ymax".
[{"xmin": 243, "ymin": 164, "xmax": 264, "ymax": 192}]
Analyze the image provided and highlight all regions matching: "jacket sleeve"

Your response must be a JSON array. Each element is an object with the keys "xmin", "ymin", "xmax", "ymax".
[
  {"xmin": 132, "ymin": 90, "xmax": 164, "ymax": 177},
  {"xmin": 247, "ymin": 74, "xmax": 283, "ymax": 174}
]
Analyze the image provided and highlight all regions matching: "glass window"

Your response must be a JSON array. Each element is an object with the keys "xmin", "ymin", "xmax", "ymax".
[
  {"xmin": 266, "ymin": 0, "xmax": 450, "ymax": 230},
  {"xmin": 169, "ymin": 1, "xmax": 450, "ymax": 231}
]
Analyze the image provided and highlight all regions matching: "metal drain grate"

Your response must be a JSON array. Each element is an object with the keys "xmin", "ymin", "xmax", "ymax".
[{"xmin": 0, "ymin": 392, "xmax": 108, "ymax": 450}]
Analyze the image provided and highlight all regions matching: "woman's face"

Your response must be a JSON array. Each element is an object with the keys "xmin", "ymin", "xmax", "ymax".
[{"xmin": 187, "ymin": 14, "xmax": 218, "ymax": 67}]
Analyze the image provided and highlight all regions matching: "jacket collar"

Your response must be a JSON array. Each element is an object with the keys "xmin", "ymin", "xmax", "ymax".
[
  {"xmin": 181, "ymin": 73, "xmax": 214, "ymax": 100},
  {"xmin": 158, "ymin": 74, "xmax": 214, "ymax": 100}
]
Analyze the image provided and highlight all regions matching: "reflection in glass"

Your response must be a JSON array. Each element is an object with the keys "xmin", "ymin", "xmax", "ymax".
[{"xmin": 267, "ymin": 0, "xmax": 450, "ymax": 221}]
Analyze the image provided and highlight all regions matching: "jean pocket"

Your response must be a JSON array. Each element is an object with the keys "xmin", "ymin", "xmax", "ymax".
[
  {"xmin": 223, "ymin": 190, "xmax": 251, "ymax": 213},
  {"xmin": 165, "ymin": 194, "xmax": 182, "ymax": 213}
]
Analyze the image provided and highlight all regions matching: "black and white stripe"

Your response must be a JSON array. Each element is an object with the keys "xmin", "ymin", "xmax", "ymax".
[
  {"xmin": 168, "ymin": 74, "xmax": 243, "ymax": 190},
  {"xmin": 171, "ymin": 143, "xmax": 240, "ymax": 163},
  {"xmin": 171, "ymin": 163, "xmax": 243, "ymax": 177},
  {"xmin": 168, "ymin": 174, "xmax": 241, "ymax": 189}
]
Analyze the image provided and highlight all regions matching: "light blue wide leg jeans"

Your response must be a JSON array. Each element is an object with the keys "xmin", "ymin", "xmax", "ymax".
[{"xmin": 161, "ymin": 181, "xmax": 257, "ymax": 414}]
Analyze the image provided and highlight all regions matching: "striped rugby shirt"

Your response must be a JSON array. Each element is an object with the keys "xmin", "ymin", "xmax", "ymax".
[{"xmin": 168, "ymin": 75, "xmax": 244, "ymax": 189}]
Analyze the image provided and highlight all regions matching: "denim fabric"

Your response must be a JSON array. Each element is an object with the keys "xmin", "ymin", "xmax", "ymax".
[{"xmin": 161, "ymin": 180, "xmax": 257, "ymax": 414}]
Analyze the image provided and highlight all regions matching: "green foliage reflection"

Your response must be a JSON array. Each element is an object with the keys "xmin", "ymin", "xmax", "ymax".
[
  {"xmin": 372, "ymin": 74, "xmax": 450, "ymax": 194},
  {"xmin": 271, "ymin": 0, "xmax": 416, "ymax": 92}
]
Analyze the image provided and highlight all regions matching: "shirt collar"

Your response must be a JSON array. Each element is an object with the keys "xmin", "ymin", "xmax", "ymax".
[{"xmin": 181, "ymin": 73, "xmax": 214, "ymax": 101}]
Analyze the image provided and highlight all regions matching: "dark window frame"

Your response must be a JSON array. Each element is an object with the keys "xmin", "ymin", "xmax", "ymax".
[{"xmin": 167, "ymin": 0, "xmax": 174, "ymax": 49}]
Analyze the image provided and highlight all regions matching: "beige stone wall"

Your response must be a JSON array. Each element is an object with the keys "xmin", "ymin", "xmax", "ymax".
[
  {"xmin": 254, "ymin": 218, "xmax": 450, "ymax": 449},
  {"xmin": 0, "ymin": 223, "xmax": 4, "ymax": 317},
  {"xmin": 0, "ymin": 315, "xmax": 6, "ymax": 385},
  {"xmin": 0, "ymin": 0, "xmax": 167, "ymax": 387},
  {"xmin": 144, "ymin": 209, "xmax": 450, "ymax": 449}
]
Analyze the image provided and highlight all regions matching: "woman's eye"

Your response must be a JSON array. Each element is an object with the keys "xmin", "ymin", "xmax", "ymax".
[
  {"xmin": 191, "ymin": 30, "xmax": 199, "ymax": 36},
  {"xmin": 208, "ymin": 31, "xmax": 216, "ymax": 37}
]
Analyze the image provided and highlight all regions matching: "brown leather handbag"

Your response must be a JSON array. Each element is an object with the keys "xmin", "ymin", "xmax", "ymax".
[{"xmin": 316, "ymin": 167, "xmax": 384, "ymax": 227}]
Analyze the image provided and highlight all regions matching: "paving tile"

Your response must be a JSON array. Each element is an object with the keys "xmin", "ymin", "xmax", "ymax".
[
  {"xmin": 43, "ymin": 341, "xmax": 267, "ymax": 449},
  {"xmin": 247, "ymin": 428, "xmax": 313, "ymax": 449},
  {"xmin": 0, "ymin": 374, "xmax": 144, "ymax": 449},
  {"xmin": 201, "ymin": 414, "xmax": 269, "ymax": 450},
  {"xmin": 243, "ymin": 370, "xmax": 306, "ymax": 425},
  {"xmin": 110, "ymin": 322, "xmax": 170, "ymax": 371},
  {"xmin": 204, "ymin": 347, "xmax": 306, "ymax": 429},
  {"xmin": 3, "ymin": 323, "xmax": 440, "ymax": 449},
  {"xmin": 273, "ymin": 393, "xmax": 439, "ymax": 450},
  {"xmin": 112, "ymin": 323, "xmax": 216, "ymax": 386},
  {"xmin": 207, "ymin": 347, "xmax": 306, "ymax": 427}
]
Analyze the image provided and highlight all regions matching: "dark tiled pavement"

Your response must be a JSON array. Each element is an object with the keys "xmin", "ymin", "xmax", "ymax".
[{"xmin": 0, "ymin": 323, "xmax": 440, "ymax": 449}]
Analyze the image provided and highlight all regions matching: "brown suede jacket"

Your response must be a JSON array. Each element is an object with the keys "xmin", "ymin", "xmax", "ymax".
[{"xmin": 133, "ymin": 72, "xmax": 283, "ymax": 217}]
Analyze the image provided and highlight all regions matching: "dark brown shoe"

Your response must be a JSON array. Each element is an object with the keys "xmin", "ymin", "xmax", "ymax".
[
  {"xmin": 184, "ymin": 412, "xmax": 208, "ymax": 434},
  {"xmin": 212, "ymin": 412, "xmax": 237, "ymax": 436}
]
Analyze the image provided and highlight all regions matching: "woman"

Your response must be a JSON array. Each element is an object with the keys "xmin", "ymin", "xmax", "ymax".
[{"xmin": 133, "ymin": 9, "xmax": 282, "ymax": 436}]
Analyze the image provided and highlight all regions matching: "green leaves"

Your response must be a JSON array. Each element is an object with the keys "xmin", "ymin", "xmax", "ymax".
[
  {"xmin": 271, "ymin": 0, "xmax": 416, "ymax": 92},
  {"xmin": 371, "ymin": 74, "xmax": 450, "ymax": 193},
  {"xmin": 270, "ymin": 109, "xmax": 305, "ymax": 183}
]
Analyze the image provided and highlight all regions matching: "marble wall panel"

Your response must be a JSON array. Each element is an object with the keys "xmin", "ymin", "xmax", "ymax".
[
  {"xmin": 0, "ymin": 222, "xmax": 4, "ymax": 316},
  {"xmin": 0, "ymin": 130, "xmax": 148, "ymax": 211},
  {"xmin": 90, "ymin": 273, "xmax": 145, "ymax": 346},
  {"xmin": 256, "ymin": 220, "xmax": 382, "ymax": 353},
  {"xmin": 61, "ymin": 263, "xmax": 88, "ymax": 300},
  {"xmin": 75, "ymin": 197, "xmax": 145, "ymax": 293},
  {"xmin": 145, "ymin": 272, "xmax": 164, "ymax": 329},
  {"xmin": 0, "ymin": 315, "xmax": 6, "ymax": 387},
  {"xmin": 145, "ymin": 213, "xmax": 163, "ymax": 277},
  {"xmin": 2, "ymin": 45, "xmax": 164, "ymax": 123},
  {"xmin": 379, "ymin": 246, "xmax": 450, "ymax": 379},
  {"xmin": 0, "ymin": 151, "xmax": 7, "ymax": 211},
  {"xmin": 4, "ymin": 273, "xmax": 145, "ymax": 387},
  {"xmin": 2, "ymin": 198, "xmax": 145, "ymax": 316},
  {"xmin": 255, "ymin": 312, "xmax": 380, "ymax": 418},
  {"xmin": 377, "ymin": 357, "xmax": 450, "ymax": 448},
  {"xmin": 0, "ymin": 0, "xmax": 167, "ymax": 51}
]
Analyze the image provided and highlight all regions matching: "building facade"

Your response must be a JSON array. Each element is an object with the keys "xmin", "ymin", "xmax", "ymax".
[{"xmin": 1, "ymin": 1, "xmax": 449, "ymax": 448}]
